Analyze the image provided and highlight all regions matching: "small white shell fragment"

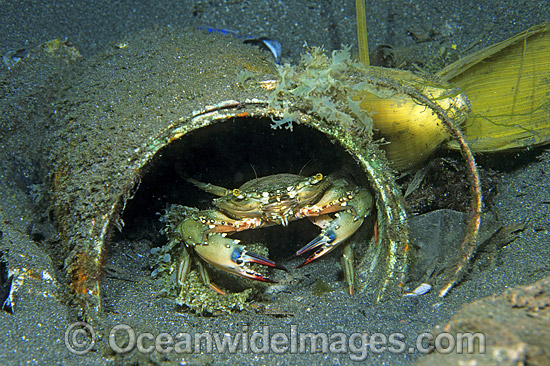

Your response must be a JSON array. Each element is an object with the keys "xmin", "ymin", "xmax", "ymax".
[
  {"xmin": 42, "ymin": 270, "xmax": 54, "ymax": 282},
  {"xmin": 259, "ymin": 80, "xmax": 278, "ymax": 90},
  {"xmin": 265, "ymin": 284, "xmax": 288, "ymax": 295},
  {"xmin": 403, "ymin": 283, "xmax": 432, "ymax": 297}
]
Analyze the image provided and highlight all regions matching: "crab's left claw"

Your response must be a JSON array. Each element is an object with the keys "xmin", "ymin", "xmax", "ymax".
[
  {"xmin": 194, "ymin": 232, "xmax": 287, "ymax": 283},
  {"xmin": 295, "ymin": 187, "xmax": 372, "ymax": 268}
]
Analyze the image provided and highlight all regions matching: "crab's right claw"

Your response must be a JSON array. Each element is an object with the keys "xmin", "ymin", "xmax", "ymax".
[
  {"xmin": 193, "ymin": 232, "xmax": 287, "ymax": 283},
  {"xmin": 295, "ymin": 187, "xmax": 372, "ymax": 268},
  {"xmin": 295, "ymin": 209, "xmax": 365, "ymax": 268}
]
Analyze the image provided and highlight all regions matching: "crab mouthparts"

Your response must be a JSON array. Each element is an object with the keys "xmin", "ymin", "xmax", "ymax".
[
  {"xmin": 264, "ymin": 202, "xmax": 296, "ymax": 226},
  {"xmin": 266, "ymin": 212, "xmax": 293, "ymax": 226}
]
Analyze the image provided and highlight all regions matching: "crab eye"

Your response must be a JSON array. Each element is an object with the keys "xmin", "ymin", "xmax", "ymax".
[
  {"xmin": 233, "ymin": 189, "xmax": 245, "ymax": 199},
  {"xmin": 312, "ymin": 173, "xmax": 323, "ymax": 184}
]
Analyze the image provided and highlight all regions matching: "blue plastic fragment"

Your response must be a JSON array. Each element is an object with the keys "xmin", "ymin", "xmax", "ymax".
[{"xmin": 197, "ymin": 26, "xmax": 282, "ymax": 64}]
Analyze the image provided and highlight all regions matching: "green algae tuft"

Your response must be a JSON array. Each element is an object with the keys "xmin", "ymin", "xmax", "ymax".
[{"xmin": 268, "ymin": 45, "xmax": 374, "ymax": 135}]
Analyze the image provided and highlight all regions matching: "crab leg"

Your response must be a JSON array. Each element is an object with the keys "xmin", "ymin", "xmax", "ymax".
[
  {"xmin": 177, "ymin": 250, "xmax": 226, "ymax": 294},
  {"xmin": 192, "ymin": 209, "xmax": 265, "ymax": 237},
  {"xmin": 341, "ymin": 243, "xmax": 355, "ymax": 295},
  {"xmin": 186, "ymin": 177, "xmax": 232, "ymax": 197}
]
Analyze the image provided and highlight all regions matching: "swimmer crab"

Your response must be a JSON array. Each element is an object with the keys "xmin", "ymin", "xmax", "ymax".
[{"xmin": 176, "ymin": 173, "xmax": 373, "ymax": 295}]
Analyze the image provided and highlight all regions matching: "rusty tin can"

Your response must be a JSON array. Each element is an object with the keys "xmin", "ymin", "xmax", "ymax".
[{"xmin": 11, "ymin": 28, "xmax": 414, "ymax": 317}]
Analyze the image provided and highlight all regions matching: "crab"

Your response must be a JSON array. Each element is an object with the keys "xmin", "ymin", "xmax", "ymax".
[{"xmin": 176, "ymin": 173, "xmax": 373, "ymax": 295}]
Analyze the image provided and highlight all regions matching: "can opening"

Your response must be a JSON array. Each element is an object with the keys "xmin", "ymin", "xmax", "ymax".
[{"xmin": 116, "ymin": 116, "xmax": 369, "ymax": 260}]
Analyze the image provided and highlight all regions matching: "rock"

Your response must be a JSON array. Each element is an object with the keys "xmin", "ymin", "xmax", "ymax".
[{"xmin": 415, "ymin": 276, "xmax": 550, "ymax": 366}]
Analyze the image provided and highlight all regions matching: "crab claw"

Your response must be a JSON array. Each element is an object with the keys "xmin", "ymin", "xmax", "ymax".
[
  {"xmin": 295, "ymin": 210, "xmax": 365, "ymax": 268},
  {"xmin": 193, "ymin": 233, "xmax": 286, "ymax": 283}
]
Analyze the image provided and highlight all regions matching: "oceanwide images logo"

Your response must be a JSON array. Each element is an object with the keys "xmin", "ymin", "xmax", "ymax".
[
  {"xmin": 65, "ymin": 322, "xmax": 485, "ymax": 361},
  {"xmin": 65, "ymin": 322, "xmax": 96, "ymax": 356}
]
